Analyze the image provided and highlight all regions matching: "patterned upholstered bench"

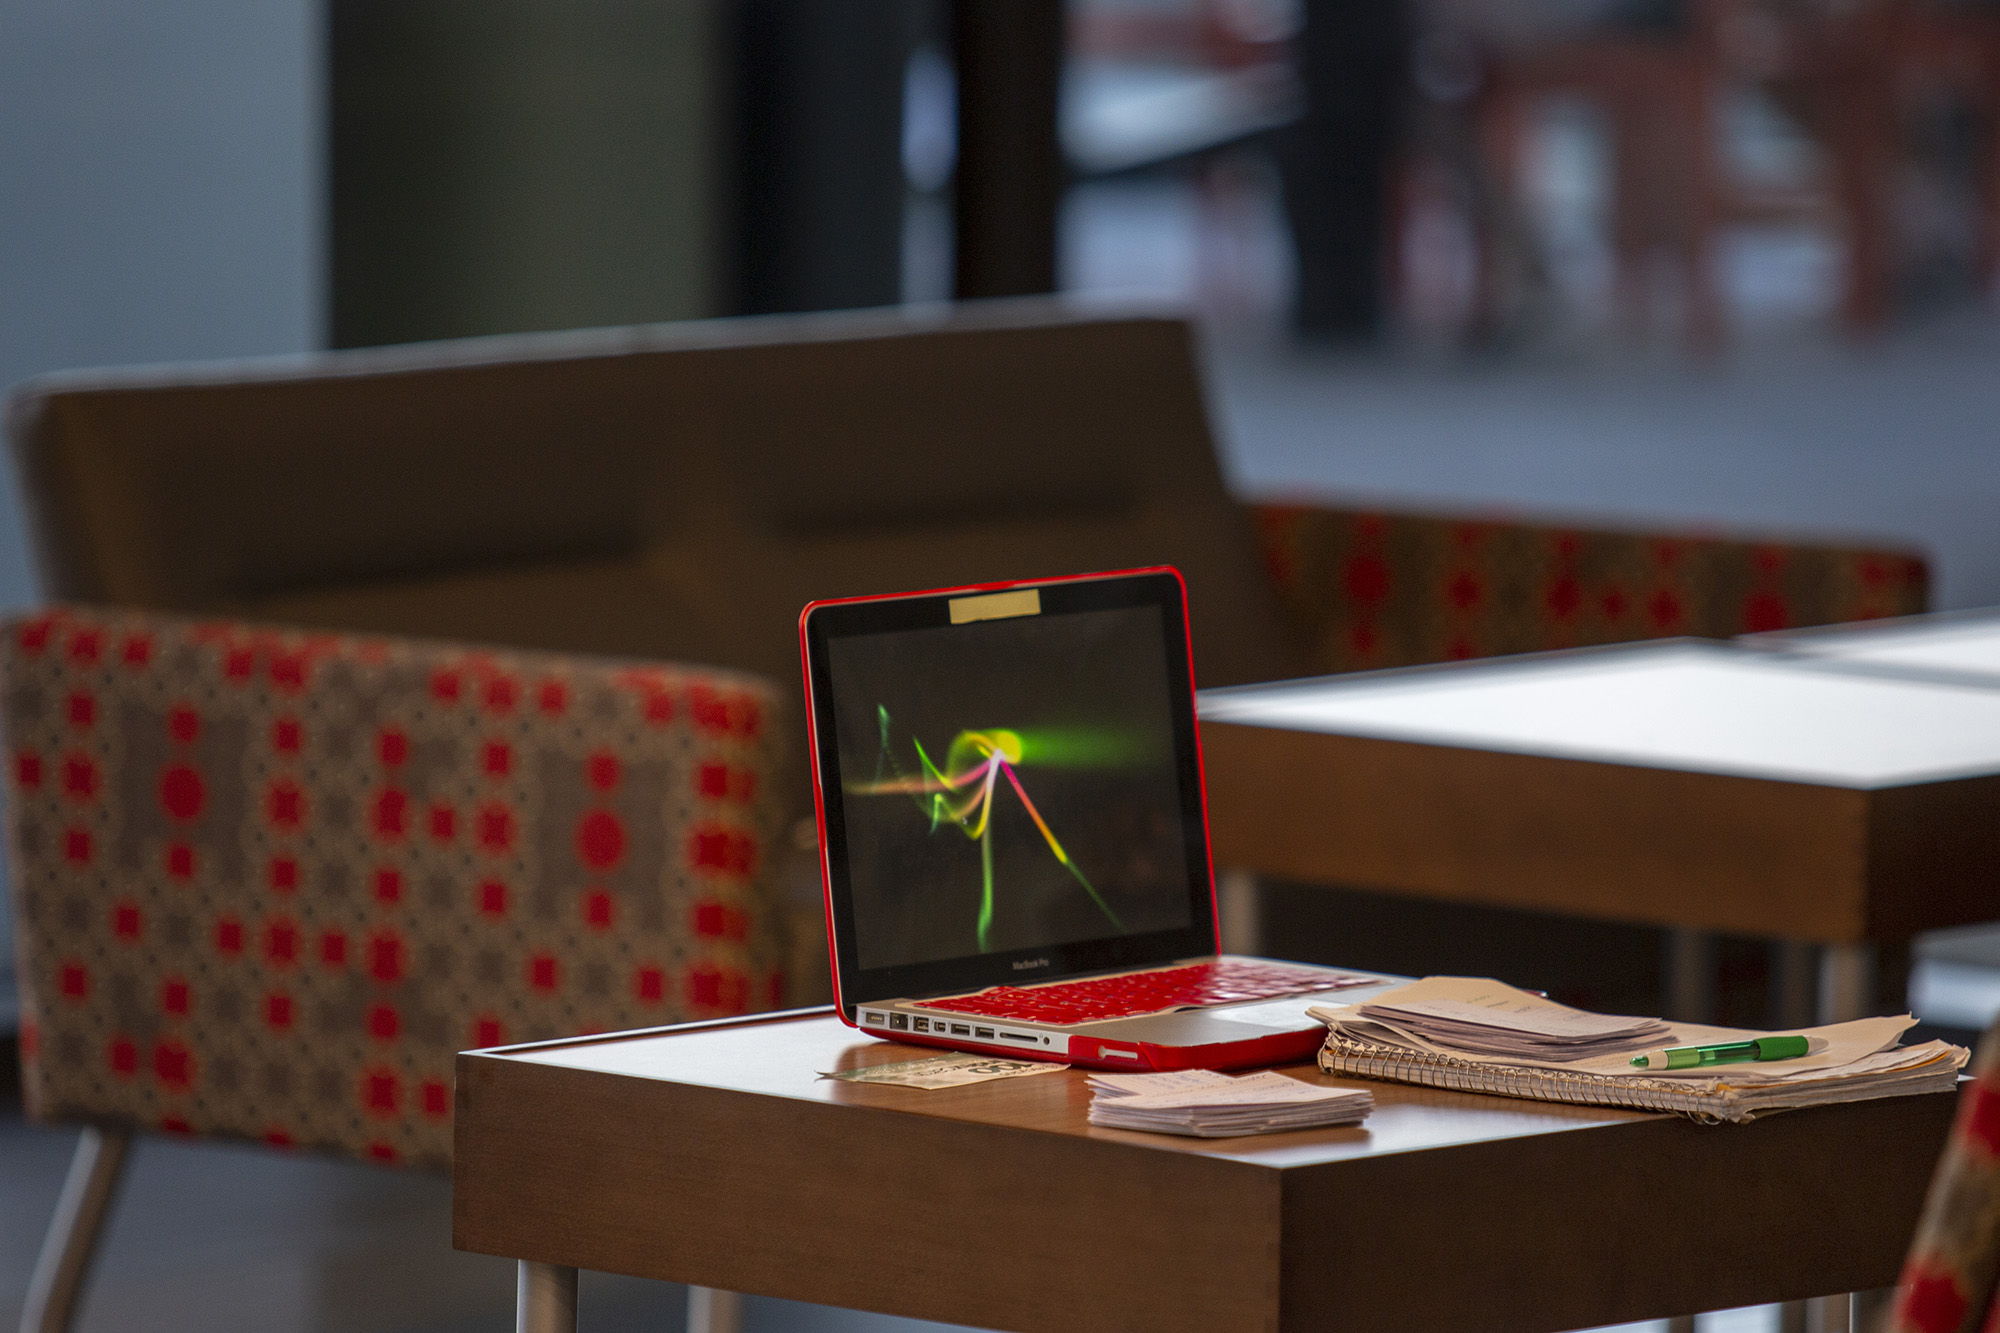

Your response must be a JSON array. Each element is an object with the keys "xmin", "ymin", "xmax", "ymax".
[
  {"xmin": 1250, "ymin": 502, "xmax": 1930, "ymax": 673},
  {"xmin": 3, "ymin": 607, "xmax": 787, "ymax": 1329}
]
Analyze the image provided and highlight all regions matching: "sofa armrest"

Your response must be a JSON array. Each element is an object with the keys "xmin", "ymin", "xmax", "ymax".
[
  {"xmin": 3, "ymin": 607, "xmax": 787, "ymax": 1167},
  {"xmin": 1247, "ymin": 501, "xmax": 1930, "ymax": 674}
]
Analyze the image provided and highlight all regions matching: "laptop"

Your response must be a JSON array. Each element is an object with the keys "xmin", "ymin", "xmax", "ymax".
[{"xmin": 800, "ymin": 566, "xmax": 1391, "ymax": 1071}]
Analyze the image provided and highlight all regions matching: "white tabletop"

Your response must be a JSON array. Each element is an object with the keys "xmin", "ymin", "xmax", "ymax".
[
  {"xmin": 1197, "ymin": 640, "xmax": 2000, "ymax": 788},
  {"xmin": 1748, "ymin": 609, "xmax": 2000, "ymax": 684}
]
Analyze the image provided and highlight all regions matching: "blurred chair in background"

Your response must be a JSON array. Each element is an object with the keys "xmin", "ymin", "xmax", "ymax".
[
  {"xmin": 1400, "ymin": 0, "xmax": 2000, "ymax": 346},
  {"xmin": 4, "ymin": 607, "xmax": 785, "ymax": 1332},
  {"xmin": 1759, "ymin": 0, "xmax": 2000, "ymax": 331},
  {"xmin": 1882, "ymin": 1010, "xmax": 2000, "ymax": 1333},
  {"xmin": 1470, "ymin": 0, "xmax": 1730, "ymax": 350}
]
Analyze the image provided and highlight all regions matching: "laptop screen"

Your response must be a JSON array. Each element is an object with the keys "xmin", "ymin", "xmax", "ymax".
[{"xmin": 802, "ymin": 569, "xmax": 1217, "ymax": 1010}]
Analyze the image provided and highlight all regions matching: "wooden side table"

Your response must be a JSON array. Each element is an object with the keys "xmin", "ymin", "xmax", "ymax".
[{"xmin": 453, "ymin": 1009, "xmax": 1957, "ymax": 1333}]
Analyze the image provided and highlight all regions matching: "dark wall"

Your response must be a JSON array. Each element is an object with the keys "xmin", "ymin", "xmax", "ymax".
[
  {"xmin": 330, "ymin": 0, "xmax": 730, "ymax": 348},
  {"xmin": 330, "ymin": 0, "xmax": 916, "ymax": 348},
  {"xmin": 731, "ymin": 1, "xmax": 914, "ymax": 315}
]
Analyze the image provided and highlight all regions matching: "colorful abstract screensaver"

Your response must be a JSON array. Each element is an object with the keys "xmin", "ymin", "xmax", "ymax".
[
  {"xmin": 847, "ymin": 707, "xmax": 1131, "ymax": 953},
  {"xmin": 827, "ymin": 604, "xmax": 1192, "ymax": 971}
]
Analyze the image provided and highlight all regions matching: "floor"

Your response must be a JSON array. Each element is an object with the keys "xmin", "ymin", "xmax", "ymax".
[{"xmin": 0, "ymin": 1110, "xmax": 968, "ymax": 1333}]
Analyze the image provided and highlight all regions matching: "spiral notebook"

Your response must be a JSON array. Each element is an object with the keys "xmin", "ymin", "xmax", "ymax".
[{"xmin": 1309, "ymin": 978, "xmax": 1969, "ymax": 1124}]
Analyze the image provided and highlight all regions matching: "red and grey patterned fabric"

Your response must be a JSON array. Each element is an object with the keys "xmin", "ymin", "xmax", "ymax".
[
  {"xmin": 1888, "ymin": 1017, "xmax": 2000, "ymax": 1333},
  {"xmin": 3, "ymin": 607, "xmax": 787, "ymax": 1168},
  {"xmin": 1251, "ymin": 504, "xmax": 1931, "ymax": 674}
]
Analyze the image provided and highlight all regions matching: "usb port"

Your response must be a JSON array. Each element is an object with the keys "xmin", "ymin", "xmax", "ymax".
[
  {"xmin": 913, "ymin": 1016, "xmax": 930, "ymax": 1032},
  {"xmin": 950, "ymin": 1024, "xmax": 971, "ymax": 1036},
  {"xmin": 890, "ymin": 1013, "xmax": 909, "ymax": 1031},
  {"xmin": 974, "ymin": 1027, "xmax": 995, "ymax": 1039}
]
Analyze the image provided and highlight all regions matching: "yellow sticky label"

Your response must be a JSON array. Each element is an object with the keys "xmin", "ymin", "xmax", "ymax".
[{"xmin": 948, "ymin": 589, "xmax": 1041, "ymax": 624}]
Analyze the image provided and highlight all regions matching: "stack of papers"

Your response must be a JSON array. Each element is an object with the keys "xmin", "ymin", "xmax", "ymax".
[
  {"xmin": 1311, "ymin": 976, "xmax": 1970, "ymax": 1123},
  {"xmin": 1353, "ymin": 987, "xmax": 1672, "ymax": 1063},
  {"xmin": 1086, "ymin": 1069, "xmax": 1373, "ymax": 1138}
]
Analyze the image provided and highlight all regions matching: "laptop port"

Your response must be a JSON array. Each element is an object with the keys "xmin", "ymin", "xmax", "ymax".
[
  {"xmin": 863, "ymin": 1012, "xmax": 885, "ymax": 1026},
  {"xmin": 997, "ymin": 1031, "xmax": 1035, "ymax": 1042},
  {"xmin": 974, "ymin": 1027, "xmax": 995, "ymax": 1039},
  {"xmin": 950, "ymin": 1024, "xmax": 971, "ymax": 1036},
  {"xmin": 890, "ymin": 1013, "xmax": 909, "ymax": 1031},
  {"xmin": 913, "ymin": 1016, "xmax": 930, "ymax": 1032}
]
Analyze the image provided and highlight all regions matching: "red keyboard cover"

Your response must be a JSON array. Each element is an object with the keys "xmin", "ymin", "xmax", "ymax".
[{"xmin": 911, "ymin": 959, "xmax": 1375, "ymax": 1027}]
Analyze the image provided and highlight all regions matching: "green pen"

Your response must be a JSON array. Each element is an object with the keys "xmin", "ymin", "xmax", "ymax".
[{"xmin": 1631, "ymin": 1035, "xmax": 1811, "ymax": 1069}]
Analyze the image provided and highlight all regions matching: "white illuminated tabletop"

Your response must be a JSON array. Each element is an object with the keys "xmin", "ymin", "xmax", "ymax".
[
  {"xmin": 1198, "ymin": 640, "xmax": 2000, "ymax": 789},
  {"xmin": 1747, "ymin": 608, "xmax": 2000, "ymax": 687}
]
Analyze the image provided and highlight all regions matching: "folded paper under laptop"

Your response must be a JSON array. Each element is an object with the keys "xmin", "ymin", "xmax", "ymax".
[{"xmin": 800, "ymin": 566, "xmax": 1390, "ymax": 1071}]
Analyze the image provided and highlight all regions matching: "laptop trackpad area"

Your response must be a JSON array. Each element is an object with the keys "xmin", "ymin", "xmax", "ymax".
[{"xmin": 1075, "ymin": 997, "xmax": 1338, "ymax": 1044}]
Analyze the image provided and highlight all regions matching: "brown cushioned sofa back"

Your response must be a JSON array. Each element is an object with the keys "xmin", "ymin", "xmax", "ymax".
[{"xmin": 6, "ymin": 303, "xmax": 1299, "ymax": 696}]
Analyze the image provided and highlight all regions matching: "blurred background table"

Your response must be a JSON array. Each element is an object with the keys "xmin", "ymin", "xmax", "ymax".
[
  {"xmin": 452, "ymin": 1009, "xmax": 1957, "ymax": 1333},
  {"xmin": 1199, "ymin": 640, "xmax": 2000, "ymax": 1025},
  {"xmin": 1750, "ymin": 608, "xmax": 2000, "ymax": 687}
]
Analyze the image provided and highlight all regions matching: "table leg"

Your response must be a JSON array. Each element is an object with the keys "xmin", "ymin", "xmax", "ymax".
[
  {"xmin": 515, "ymin": 1260, "xmax": 576, "ymax": 1333},
  {"xmin": 1217, "ymin": 868, "xmax": 1261, "ymax": 956},
  {"xmin": 1851, "ymin": 1285, "xmax": 1893, "ymax": 1332},
  {"xmin": 1818, "ymin": 944, "xmax": 1875, "ymax": 1024},
  {"xmin": 1780, "ymin": 1298, "xmax": 1809, "ymax": 1333},
  {"xmin": 688, "ymin": 1285, "xmax": 744, "ymax": 1333},
  {"xmin": 1666, "ymin": 1314, "xmax": 1696, "ymax": 1333},
  {"xmin": 1665, "ymin": 928, "xmax": 1716, "ymax": 1024},
  {"xmin": 1808, "ymin": 1291, "xmax": 1850, "ymax": 1333}
]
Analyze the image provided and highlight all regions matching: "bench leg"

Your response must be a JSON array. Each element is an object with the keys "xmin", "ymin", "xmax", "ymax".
[
  {"xmin": 688, "ymin": 1285, "xmax": 744, "ymax": 1333},
  {"xmin": 515, "ymin": 1261, "xmax": 576, "ymax": 1333},
  {"xmin": 20, "ymin": 1125, "xmax": 131, "ymax": 1333}
]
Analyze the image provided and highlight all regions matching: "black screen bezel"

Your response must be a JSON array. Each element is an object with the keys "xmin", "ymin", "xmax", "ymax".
[{"xmin": 801, "ymin": 568, "xmax": 1218, "ymax": 1011}]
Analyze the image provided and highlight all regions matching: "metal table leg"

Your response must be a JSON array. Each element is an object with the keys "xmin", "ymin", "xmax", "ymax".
[
  {"xmin": 689, "ymin": 1285, "xmax": 744, "ymax": 1333},
  {"xmin": 516, "ymin": 1260, "xmax": 576, "ymax": 1333}
]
